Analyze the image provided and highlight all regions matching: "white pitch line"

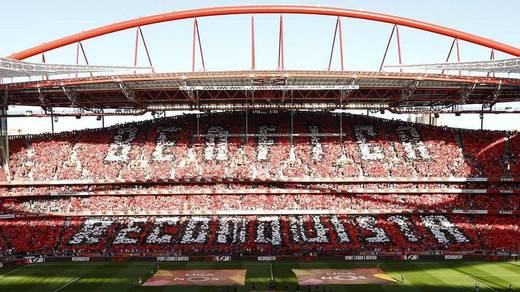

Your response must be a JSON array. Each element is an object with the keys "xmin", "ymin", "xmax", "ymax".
[
  {"xmin": 465, "ymin": 275, "xmax": 498, "ymax": 292},
  {"xmin": 54, "ymin": 277, "xmax": 80, "ymax": 292},
  {"xmin": 269, "ymin": 263, "xmax": 274, "ymax": 282},
  {"xmin": 468, "ymin": 275, "xmax": 520, "ymax": 277},
  {"xmin": 0, "ymin": 265, "xmax": 27, "ymax": 278}
]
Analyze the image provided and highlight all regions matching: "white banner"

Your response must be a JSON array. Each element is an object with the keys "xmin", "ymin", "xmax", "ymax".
[
  {"xmin": 25, "ymin": 257, "xmax": 45, "ymax": 264},
  {"xmin": 452, "ymin": 209, "xmax": 487, "ymax": 214},
  {"xmin": 444, "ymin": 255, "xmax": 463, "ymax": 260},
  {"xmin": 403, "ymin": 255, "xmax": 419, "ymax": 260},
  {"xmin": 257, "ymin": 256, "xmax": 276, "ymax": 261},
  {"xmin": 72, "ymin": 257, "xmax": 90, "ymax": 262},
  {"xmin": 345, "ymin": 255, "xmax": 378, "ymax": 261},
  {"xmin": 157, "ymin": 256, "xmax": 189, "ymax": 262},
  {"xmin": 214, "ymin": 256, "xmax": 231, "ymax": 262}
]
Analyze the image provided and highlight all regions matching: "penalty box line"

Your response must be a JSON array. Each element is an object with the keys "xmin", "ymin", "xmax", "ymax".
[
  {"xmin": 464, "ymin": 275, "xmax": 499, "ymax": 292},
  {"xmin": 466, "ymin": 275, "xmax": 520, "ymax": 277},
  {"xmin": 54, "ymin": 277, "xmax": 80, "ymax": 292},
  {"xmin": 0, "ymin": 265, "xmax": 27, "ymax": 278}
]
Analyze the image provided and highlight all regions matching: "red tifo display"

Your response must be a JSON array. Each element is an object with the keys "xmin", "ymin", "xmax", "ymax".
[{"xmin": 0, "ymin": 112, "xmax": 518, "ymax": 258}]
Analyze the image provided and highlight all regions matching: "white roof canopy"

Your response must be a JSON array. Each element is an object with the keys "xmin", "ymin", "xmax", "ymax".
[
  {"xmin": 386, "ymin": 57, "xmax": 520, "ymax": 74},
  {"xmin": 0, "ymin": 57, "xmax": 153, "ymax": 78}
]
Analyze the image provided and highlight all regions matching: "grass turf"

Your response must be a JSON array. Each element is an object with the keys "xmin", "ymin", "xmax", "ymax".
[{"xmin": 0, "ymin": 261, "xmax": 519, "ymax": 291}]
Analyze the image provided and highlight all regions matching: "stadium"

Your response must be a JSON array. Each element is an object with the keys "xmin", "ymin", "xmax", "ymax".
[{"xmin": 0, "ymin": 2, "xmax": 520, "ymax": 291}]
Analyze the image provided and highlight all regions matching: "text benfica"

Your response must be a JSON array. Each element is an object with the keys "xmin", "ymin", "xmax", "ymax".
[{"xmin": 102, "ymin": 124, "xmax": 431, "ymax": 163}]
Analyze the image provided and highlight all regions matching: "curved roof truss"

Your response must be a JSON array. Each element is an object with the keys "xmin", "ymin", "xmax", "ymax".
[{"xmin": 7, "ymin": 5, "xmax": 520, "ymax": 60}]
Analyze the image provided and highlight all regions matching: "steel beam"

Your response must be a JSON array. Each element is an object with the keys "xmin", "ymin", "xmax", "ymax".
[
  {"xmin": 179, "ymin": 85, "xmax": 359, "ymax": 91},
  {"xmin": 196, "ymin": 19, "xmax": 206, "ymax": 71},
  {"xmin": 192, "ymin": 18, "xmax": 206, "ymax": 72},
  {"xmin": 117, "ymin": 82, "xmax": 139, "ymax": 105},
  {"xmin": 395, "ymin": 25, "xmax": 403, "ymax": 72},
  {"xmin": 138, "ymin": 27, "xmax": 155, "ymax": 72},
  {"xmin": 0, "ymin": 88, "xmax": 6, "ymax": 106},
  {"xmin": 338, "ymin": 17, "xmax": 344, "ymax": 71},
  {"xmin": 9, "ymin": 5, "xmax": 520, "ymax": 60},
  {"xmin": 251, "ymin": 16, "xmax": 256, "ymax": 71},
  {"xmin": 192, "ymin": 19, "xmax": 197, "ymax": 72},
  {"xmin": 0, "ymin": 86, "xmax": 9, "ymax": 180},
  {"xmin": 387, "ymin": 57, "xmax": 520, "ymax": 73},
  {"xmin": 277, "ymin": 14, "xmax": 285, "ymax": 70},
  {"xmin": 441, "ymin": 38, "xmax": 457, "ymax": 74},
  {"xmin": 488, "ymin": 49, "xmax": 495, "ymax": 78},
  {"xmin": 75, "ymin": 42, "xmax": 80, "ymax": 78},
  {"xmin": 78, "ymin": 42, "xmax": 93, "ymax": 77},
  {"xmin": 41, "ymin": 54, "xmax": 48, "ymax": 80},
  {"xmin": 455, "ymin": 38, "xmax": 461, "ymax": 75},
  {"xmin": 0, "ymin": 57, "xmax": 152, "ymax": 78},
  {"xmin": 328, "ymin": 17, "xmax": 340, "ymax": 71},
  {"xmin": 36, "ymin": 87, "xmax": 49, "ymax": 110},
  {"xmin": 327, "ymin": 17, "xmax": 343, "ymax": 71},
  {"xmin": 134, "ymin": 27, "xmax": 140, "ymax": 67},
  {"xmin": 379, "ymin": 25, "xmax": 396, "ymax": 71},
  {"xmin": 393, "ymin": 79, "xmax": 421, "ymax": 106},
  {"xmin": 62, "ymin": 86, "xmax": 79, "ymax": 106}
]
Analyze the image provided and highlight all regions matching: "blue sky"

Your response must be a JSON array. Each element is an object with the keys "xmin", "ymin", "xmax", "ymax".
[{"xmin": 1, "ymin": 0, "xmax": 519, "ymax": 133}]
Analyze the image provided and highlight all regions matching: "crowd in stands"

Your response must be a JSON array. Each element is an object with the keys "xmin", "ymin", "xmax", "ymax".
[
  {"xmin": 508, "ymin": 133, "xmax": 520, "ymax": 177},
  {"xmin": 6, "ymin": 111, "xmax": 516, "ymax": 182},
  {"xmin": 4, "ymin": 182, "xmax": 517, "ymax": 198},
  {"xmin": 0, "ymin": 112, "xmax": 518, "ymax": 258},
  {"xmin": 0, "ymin": 194, "xmax": 519, "ymax": 216},
  {"xmin": 0, "ymin": 215, "xmax": 518, "ymax": 256}
]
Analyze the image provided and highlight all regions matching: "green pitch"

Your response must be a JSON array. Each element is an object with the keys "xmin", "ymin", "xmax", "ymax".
[{"xmin": 0, "ymin": 260, "xmax": 519, "ymax": 291}]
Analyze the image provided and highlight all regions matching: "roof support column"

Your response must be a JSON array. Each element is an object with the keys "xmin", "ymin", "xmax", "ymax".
[
  {"xmin": 328, "ymin": 17, "xmax": 339, "ymax": 71},
  {"xmin": 455, "ymin": 38, "xmax": 461, "ymax": 76},
  {"xmin": 487, "ymin": 49, "xmax": 495, "ymax": 77},
  {"xmin": 480, "ymin": 104, "xmax": 484, "ymax": 130},
  {"xmin": 117, "ymin": 82, "xmax": 139, "ymax": 106},
  {"xmin": 379, "ymin": 24, "xmax": 396, "ymax": 71},
  {"xmin": 138, "ymin": 27, "xmax": 155, "ymax": 73},
  {"xmin": 41, "ymin": 54, "xmax": 48, "ymax": 80},
  {"xmin": 338, "ymin": 17, "xmax": 344, "ymax": 71},
  {"xmin": 277, "ymin": 15, "xmax": 285, "ymax": 70},
  {"xmin": 76, "ymin": 42, "xmax": 93, "ymax": 77},
  {"xmin": 441, "ymin": 38, "xmax": 457, "ymax": 75},
  {"xmin": 0, "ymin": 88, "xmax": 9, "ymax": 180},
  {"xmin": 75, "ymin": 42, "xmax": 80, "ymax": 78},
  {"xmin": 50, "ymin": 107, "xmax": 55, "ymax": 134},
  {"xmin": 251, "ymin": 16, "xmax": 256, "ymax": 71},
  {"xmin": 192, "ymin": 18, "xmax": 206, "ymax": 72},
  {"xmin": 328, "ymin": 17, "xmax": 345, "ymax": 71},
  {"xmin": 134, "ymin": 27, "xmax": 140, "ymax": 67},
  {"xmin": 395, "ymin": 25, "xmax": 403, "ymax": 72}
]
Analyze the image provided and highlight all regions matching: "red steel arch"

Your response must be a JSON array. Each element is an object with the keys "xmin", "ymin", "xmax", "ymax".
[{"xmin": 8, "ymin": 5, "xmax": 520, "ymax": 60}]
